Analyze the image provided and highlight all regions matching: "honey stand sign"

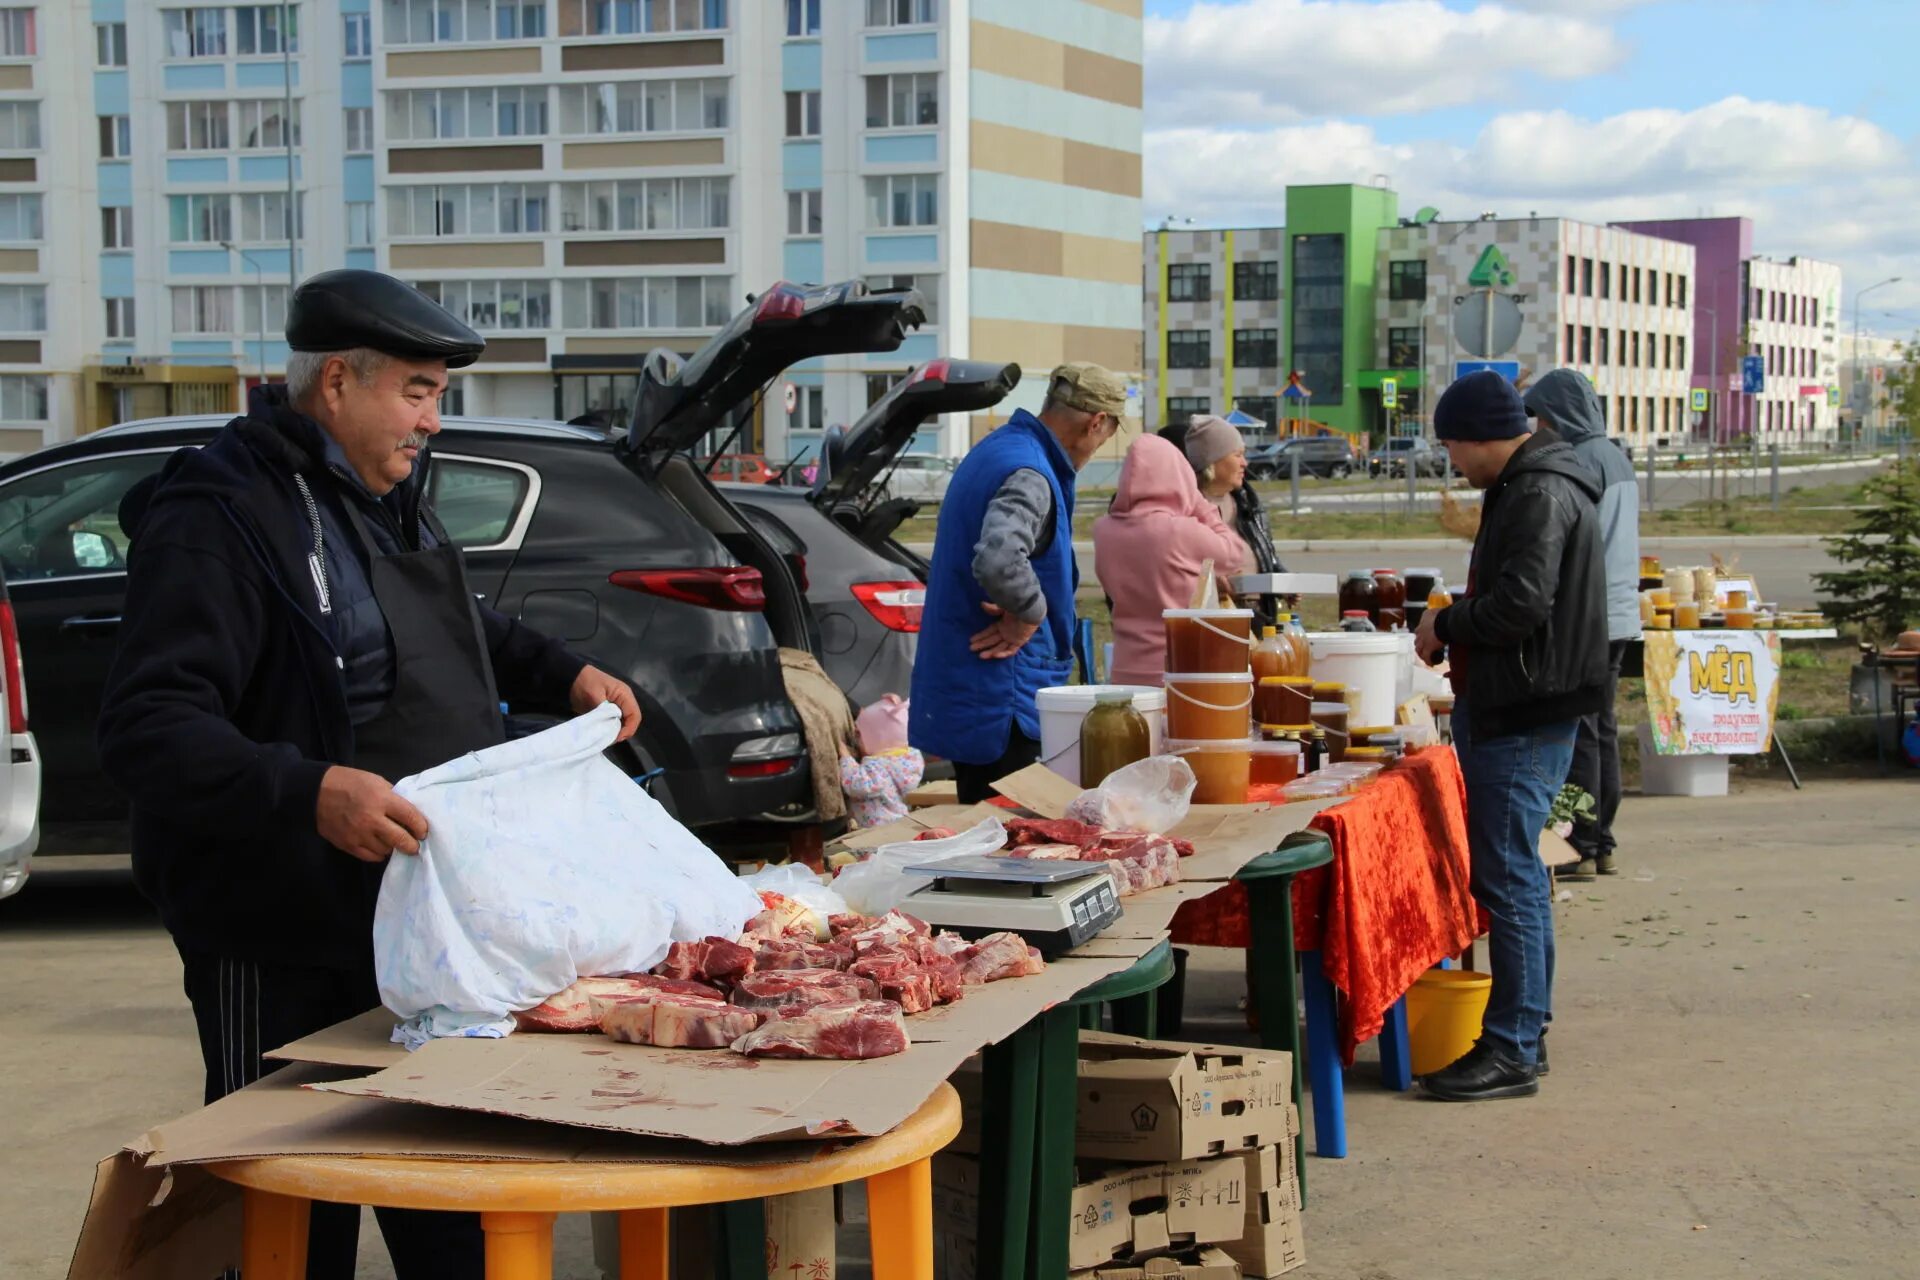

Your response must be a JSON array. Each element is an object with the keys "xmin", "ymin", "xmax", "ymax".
[{"xmin": 1643, "ymin": 630, "xmax": 1782, "ymax": 754}]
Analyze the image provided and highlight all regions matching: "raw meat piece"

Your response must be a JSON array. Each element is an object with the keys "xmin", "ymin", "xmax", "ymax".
[
  {"xmin": 842, "ymin": 911, "xmax": 932, "ymax": 955},
  {"xmin": 931, "ymin": 931, "xmax": 971, "ymax": 958},
  {"xmin": 827, "ymin": 913, "xmax": 870, "ymax": 936},
  {"xmin": 957, "ymin": 932, "xmax": 1047, "ymax": 984},
  {"xmin": 596, "ymin": 992, "xmax": 761, "ymax": 1048},
  {"xmin": 753, "ymin": 938, "xmax": 854, "ymax": 971},
  {"xmin": 850, "ymin": 955, "xmax": 935, "ymax": 1014},
  {"xmin": 731, "ymin": 969, "xmax": 878, "ymax": 1012},
  {"xmin": 1004, "ymin": 817, "xmax": 1105, "ymax": 850},
  {"xmin": 655, "ymin": 936, "xmax": 757, "ymax": 985},
  {"xmin": 914, "ymin": 827, "xmax": 957, "ymax": 841},
  {"xmin": 924, "ymin": 954, "xmax": 967, "ymax": 1005},
  {"xmin": 731, "ymin": 1000, "xmax": 910, "ymax": 1060},
  {"xmin": 514, "ymin": 975, "xmax": 723, "ymax": 1032},
  {"xmin": 1006, "ymin": 842, "xmax": 1083, "ymax": 861},
  {"xmin": 744, "ymin": 892, "xmax": 827, "ymax": 941}
]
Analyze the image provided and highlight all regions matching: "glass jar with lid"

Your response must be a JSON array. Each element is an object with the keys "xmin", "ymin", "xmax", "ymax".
[{"xmin": 1080, "ymin": 691, "xmax": 1150, "ymax": 787}]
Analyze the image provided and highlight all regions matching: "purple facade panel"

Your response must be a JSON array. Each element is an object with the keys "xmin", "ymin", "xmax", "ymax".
[{"xmin": 1614, "ymin": 216, "xmax": 1754, "ymax": 440}]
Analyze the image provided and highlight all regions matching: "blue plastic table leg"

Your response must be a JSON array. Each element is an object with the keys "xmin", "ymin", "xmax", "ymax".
[
  {"xmin": 1378, "ymin": 996, "xmax": 1412, "ymax": 1091},
  {"xmin": 1298, "ymin": 950, "xmax": 1347, "ymax": 1159}
]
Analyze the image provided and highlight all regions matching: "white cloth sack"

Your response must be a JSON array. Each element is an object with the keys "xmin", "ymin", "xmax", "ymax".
[{"xmin": 374, "ymin": 703, "xmax": 761, "ymax": 1045}]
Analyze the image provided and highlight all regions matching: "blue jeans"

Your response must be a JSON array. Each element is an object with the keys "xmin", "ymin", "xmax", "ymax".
[{"xmin": 1450, "ymin": 700, "xmax": 1577, "ymax": 1067}]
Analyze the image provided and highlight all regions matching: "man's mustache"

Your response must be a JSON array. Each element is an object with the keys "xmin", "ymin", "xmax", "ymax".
[{"xmin": 401, "ymin": 430, "xmax": 429, "ymax": 451}]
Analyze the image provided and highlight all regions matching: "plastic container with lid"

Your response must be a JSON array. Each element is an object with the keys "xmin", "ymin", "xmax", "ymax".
[
  {"xmin": 1249, "ymin": 738, "xmax": 1303, "ymax": 787},
  {"xmin": 1163, "ymin": 607, "xmax": 1255, "ymax": 674},
  {"xmin": 1165, "ymin": 738, "xmax": 1252, "ymax": 804},
  {"xmin": 1674, "ymin": 601, "xmax": 1701, "ymax": 629},
  {"xmin": 1338, "ymin": 610, "xmax": 1378, "ymax": 632},
  {"xmin": 1250, "ymin": 627, "xmax": 1298, "ymax": 682},
  {"xmin": 1344, "ymin": 745, "xmax": 1390, "ymax": 764},
  {"xmin": 1402, "ymin": 568, "xmax": 1441, "ymax": 608},
  {"xmin": 1306, "ymin": 631, "xmax": 1408, "ymax": 728},
  {"xmin": 1254, "ymin": 675, "xmax": 1314, "ymax": 725},
  {"xmin": 1079, "ymin": 690, "xmax": 1151, "ymax": 788},
  {"xmin": 1165, "ymin": 671, "xmax": 1254, "ymax": 740},
  {"xmin": 1280, "ymin": 774, "xmax": 1350, "ymax": 802}
]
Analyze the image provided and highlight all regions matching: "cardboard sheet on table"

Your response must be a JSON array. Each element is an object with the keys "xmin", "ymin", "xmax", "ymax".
[
  {"xmin": 1100, "ymin": 881, "xmax": 1229, "ymax": 937},
  {"xmin": 1064, "ymin": 929, "xmax": 1173, "ymax": 959},
  {"xmin": 1177, "ymin": 799, "xmax": 1341, "ymax": 882},
  {"xmin": 904, "ymin": 779, "xmax": 958, "ymax": 808},
  {"xmin": 989, "ymin": 763, "xmax": 1083, "ymax": 819},
  {"xmin": 269, "ymin": 1008, "xmax": 409, "ymax": 1071}
]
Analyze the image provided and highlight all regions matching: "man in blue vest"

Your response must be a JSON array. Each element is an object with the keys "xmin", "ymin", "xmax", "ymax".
[{"xmin": 910, "ymin": 362, "xmax": 1127, "ymax": 801}]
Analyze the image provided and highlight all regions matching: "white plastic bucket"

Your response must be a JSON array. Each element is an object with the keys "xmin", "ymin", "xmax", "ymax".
[
  {"xmin": 1036, "ymin": 684, "xmax": 1167, "ymax": 785},
  {"xmin": 1306, "ymin": 632, "xmax": 1411, "ymax": 728}
]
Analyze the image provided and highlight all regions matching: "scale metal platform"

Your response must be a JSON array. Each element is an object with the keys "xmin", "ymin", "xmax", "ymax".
[{"xmin": 903, "ymin": 855, "xmax": 1122, "ymax": 955}]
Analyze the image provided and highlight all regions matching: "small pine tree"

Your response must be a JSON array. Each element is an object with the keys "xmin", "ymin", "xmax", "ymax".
[{"xmin": 1815, "ymin": 460, "xmax": 1920, "ymax": 643}]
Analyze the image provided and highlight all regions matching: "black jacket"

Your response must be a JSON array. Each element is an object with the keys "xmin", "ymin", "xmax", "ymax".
[
  {"xmin": 1434, "ymin": 428, "xmax": 1609, "ymax": 738},
  {"xmin": 97, "ymin": 403, "xmax": 585, "ymax": 969}
]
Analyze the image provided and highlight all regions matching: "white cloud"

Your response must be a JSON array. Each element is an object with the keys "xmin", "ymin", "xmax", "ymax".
[{"xmin": 1145, "ymin": 0, "xmax": 1626, "ymax": 125}]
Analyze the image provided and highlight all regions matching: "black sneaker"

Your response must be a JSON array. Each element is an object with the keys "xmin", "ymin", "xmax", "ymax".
[
  {"xmin": 1594, "ymin": 853, "xmax": 1618, "ymax": 876},
  {"xmin": 1418, "ymin": 1040, "xmax": 1539, "ymax": 1101}
]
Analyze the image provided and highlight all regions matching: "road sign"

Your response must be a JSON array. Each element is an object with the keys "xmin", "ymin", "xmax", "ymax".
[
  {"xmin": 1454, "ymin": 360, "xmax": 1520, "ymax": 383},
  {"xmin": 782, "ymin": 381, "xmax": 798, "ymax": 413},
  {"xmin": 1690, "ymin": 388, "xmax": 1709, "ymax": 413},
  {"xmin": 1827, "ymin": 386, "xmax": 1841, "ymax": 407},
  {"xmin": 1741, "ymin": 355, "xmax": 1765, "ymax": 395},
  {"xmin": 1381, "ymin": 377, "xmax": 1398, "ymax": 409}
]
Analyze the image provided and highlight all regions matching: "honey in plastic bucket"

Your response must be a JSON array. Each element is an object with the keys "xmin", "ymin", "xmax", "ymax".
[
  {"xmin": 1162, "ymin": 608, "xmax": 1255, "ymax": 674},
  {"xmin": 1168, "ymin": 739, "xmax": 1253, "ymax": 804},
  {"xmin": 1165, "ymin": 672, "xmax": 1254, "ymax": 740}
]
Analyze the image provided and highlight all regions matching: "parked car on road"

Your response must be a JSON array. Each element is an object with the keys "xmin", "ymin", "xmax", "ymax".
[
  {"xmin": 0, "ymin": 279, "xmax": 926, "ymax": 855},
  {"xmin": 875, "ymin": 453, "xmax": 957, "ymax": 502},
  {"xmin": 1368, "ymin": 436, "xmax": 1447, "ymax": 478},
  {"xmin": 1249, "ymin": 435, "xmax": 1360, "ymax": 480},
  {"xmin": 707, "ymin": 452, "xmax": 781, "ymax": 485},
  {"xmin": 0, "ymin": 562, "xmax": 38, "ymax": 898}
]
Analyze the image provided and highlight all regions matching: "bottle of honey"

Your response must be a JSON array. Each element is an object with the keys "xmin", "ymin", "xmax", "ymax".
[{"xmin": 1251, "ymin": 626, "xmax": 1290, "ymax": 682}]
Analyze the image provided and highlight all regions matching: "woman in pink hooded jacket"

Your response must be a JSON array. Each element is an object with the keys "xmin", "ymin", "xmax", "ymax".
[{"xmin": 1094, "ymin": 434, "xmax": 1249, "ymax": 686}]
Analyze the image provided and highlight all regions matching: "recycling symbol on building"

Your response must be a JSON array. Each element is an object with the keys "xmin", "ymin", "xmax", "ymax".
[{"xmin": 1467, "ymin": 245, "xmax": 1516, "ymax": 288}]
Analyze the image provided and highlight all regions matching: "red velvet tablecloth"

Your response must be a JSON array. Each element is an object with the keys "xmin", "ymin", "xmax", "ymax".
[{"xmin": 1172, "ymin": 747, "xmax": 1483, "ymax": 1065}]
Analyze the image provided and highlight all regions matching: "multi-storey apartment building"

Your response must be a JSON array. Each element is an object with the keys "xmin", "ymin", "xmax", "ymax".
[{"xmin": 1140, "ymin": 224, "xmax": 1288, "ymax": 439}]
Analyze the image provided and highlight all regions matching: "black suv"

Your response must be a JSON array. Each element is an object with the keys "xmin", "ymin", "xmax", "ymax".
[
  {"xmin": 1367, "ymin": 436, "xmax": 1447, "ymax": 478},
  {"xmin": 1249, "ymin": 435, "xmax": 1360, "ymax": 480},
  {"xmin": 0, "ymin": 280, "xmax": 925, "ymax": 850}
]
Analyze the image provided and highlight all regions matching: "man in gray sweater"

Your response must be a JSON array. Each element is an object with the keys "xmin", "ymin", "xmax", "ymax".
[{"xmin": 1524, "ymin": 369, "xmax": 1641, "ymax": 876}]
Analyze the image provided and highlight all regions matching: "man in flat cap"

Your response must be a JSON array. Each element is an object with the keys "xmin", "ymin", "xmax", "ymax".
[
  {"xmin": 97, "ymin": 270, "xmax": 640, "ymax": 1278},
  {"xmin": 911, "ymin": 362, "xmax": 1126, "ymax": 800}
]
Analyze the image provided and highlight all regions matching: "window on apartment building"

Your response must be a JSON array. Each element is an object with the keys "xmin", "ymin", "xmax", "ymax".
[
  {"xmin": 1662, "ymin": 333, "xmax": 1673, "ymax": 369},
  {"xmin": 868, "ymin": 0, "xmax": 937, "ymax": 23},
  {"xmin": 1629, "ymin": 266, "xmax": 1640, "ymax": 304},
  {"xmin": 1677, "ymin": 275, "xmax": 1687, "ymax": 308},
  {"xmin": 1630, "ymin": 331, "xmax": 1640, "ymax": 368},
  {"xmin": 1562, "ymin": 323, "xmax": 1574, "ymax": 363},
  {"xmin": 1565, "ymin": 254, "xmax": 1576, "ymax": 294},
  {"xmin": 557, "ymin": 79, "xmax": 726, "ymax": 136},
  {"xmin": 0, "ymin": 284, "xmax": 43, "ymax": 331},
  {"xmin": 390, "ymin": 183, "xmax": 551, "ymax": 235},
  {"xmin": 1598, "ymin": 329, "xmax": 1609, "ymax": 366},
  {"xmin": 166, "ymin": 101, "xmax": 230, "ymax": 151},
  {"xmin": 344, "ymin": 12, "xmax": 372, "ymax": 57},
  {"xmin": 96, "ymin": 21, "xmax": 128, "ymax": 67},
  {"xmin": 414, "ymin": 279, "xmax": 552, "ymax": 330},
  {"xmin": 1167, "ymin": 331, "xmax": 1211, "ymax": 369},
  {"xmin": 105, "ymin": 297, "xmax": 136, "ymax": 339},
  {"xmin": 865, "ymin": 73, "xmax": 937, "ymax": 128},
  {"xmin": 344, "ymin": 108, "xmax": 373, "ymax": 153},
  {"xmin": 866, "ymin": 273, "xmax": 938, "ymax": 325},
  {"xmin": 557, "ymin": 0, "xmax": 730, "ymax": 36},
  {"xmin": 559, "ymin": 276, "xmax": 734, "ymax": 330},
  {"xmin": 0, "ymin": 193, "xmax": 35, "ymax": 242},
  {"xmin": 1578, "ymin": 325, "xmax": 1592, "ymax": 363},
  {"xmin": 1810, "ymin": 298, "xmax": 1819, "ymax": 327},
  {"xmin": 238, "ymin": 191, "xmax": 302, "ymax": 242},
  {"xmin": 1233, "ymin": 328, "xmax": 1278, "ymax": 368},
  {"xmin": 163, "ymin": 8, "xmax": 228, "ymax": 57},
  {"xmin": 168, "ymin": 194, "xmax": 233, "ymax": 244},
  {"xmin": 787, "ymin": 0, "xmax": 821, "ymax": 37},
  {"xmin": 0, "ymin": 7, "xmax": 34, "ymax": 57},
  {"xmin": 1387, "ymin": 259, "xmax": 1426, "ymax": 301},
  {"xmin": 384, "ymin": 0, "xmax": 547, "ymax": 43},
  {"xmin": 98, "ymin": 115, "xmax": 133, "ymax": 159},
  {"xmin": 1387, "ymin": 326, "xmax": 1419, "ymax": 368},
  {"xmin": 0, "ymin": 374, "xmax": 46, "ymax": 420},
  {"xmin": 786, "ymin": 188, "xmax": 823, "ymax": 236},
  {"xmin": 0, "ymin": 101, "xmax": 38, "ymax": 149},
  {"xmin": 1580, "ymin": 258, "xmax": 1593, "ymax": 297},
  {"xmin": 170, "ymin": 286, "xmax": 230, "ymax": 333},
  {"xmin": 866, "ymin": 174, "xmax": 936, "ymax": 228},
  {"xmin": 240, "ymin": 283, "xmax": 291, "ymax": 335},
  {"xmin": 389, "ymin": 87, "xmax": 550, "ymax": 141},
  {"xmin": 1167, "ymin": 263, "xmax": 1211, "ymax": 302},
  {"xmin": 1677, "ymin": 335, "xmax": 1686, "ymax": 369},
  {"xmin": 785, "ymin": 91, "xmax": 821, "ymax": 139},
  {"xmin": 1233, "ymin": 259, "xmax": 1279, "ymax": 301},
  {"xmin": 1166, "ymin": 396, "xmax": 1211, "ymax": 419},
  {"xmin": 1235, "ymin": 397, "xmax": 1278, "ymax": 432},
  {"xmin": 235, "ymin": 5, "xmax": 300, "ymax": 55},
  {"xmin": 102, "ymin": 206, "xmax": 133, "ymax": 249},
  {"xmin": 1599, "ymin": 262, "xmax": 1611, "ymax": 299},
  {"xmin": 346, "ymin": 201, "xmax": 375, "ymax": 247},
  {"xmin": 238, "ymin": 100, "xmax": 302, "ymax": 149},
  {"xmin": 558, "ymin": 177, "xmax": 728, "ymax": 233}
]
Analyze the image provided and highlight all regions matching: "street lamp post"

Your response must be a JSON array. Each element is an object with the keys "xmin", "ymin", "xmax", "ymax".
[
  {"xmin": 1853, "ymin": 276, "xmax": 1900, "ymax": 448},
  {"xmin": 222, "ymin": 241, "xmax": 266, "ymax": 386}
]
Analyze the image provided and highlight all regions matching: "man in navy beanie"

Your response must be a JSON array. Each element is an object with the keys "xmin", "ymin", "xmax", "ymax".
[{"xmin": 1411, "ymin": 369, "xmax": 1609, "ymax": 1100}]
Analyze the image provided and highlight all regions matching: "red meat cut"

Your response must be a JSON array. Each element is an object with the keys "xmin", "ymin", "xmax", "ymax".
[
  {"xmin": 1004, "ymin": 817, "xmax": 1106, "ymax": 850},
  {"xmin": 596, "ymin": 993, "xmax": 762, "ymax": 1048},
  {"xmin": 514, "ymin": 975, "xmax": 723, "ymax": 1032},
  {"xmin": 655, "ymin": 936, "xmax": 757, "ymax": 985},
  {"xmin": 850, "ymin": 955, "xmax": 936, "ymax": 1014},
  {"xmin": 957, "ymin": 931, "xmax": 1047, "ymax": 984},
  {"xmin": 914, "ymin": 827, "xmax": 958, "ymax": 841},
  {"xmin": 730, "ymin": 1000, "xmax": 910, "ymax": 1059},
  {"xmin": 753, "ymin": 938, "xmax": 855, "ymax": 971},
  {"xmin": 731, "ymin": 969, "xmax": 879, "ymax": 1013}
]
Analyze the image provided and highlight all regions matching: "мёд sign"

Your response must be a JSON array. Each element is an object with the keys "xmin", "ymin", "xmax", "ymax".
[{"xmin": 1643, "ymin": 630, "xmax": 1782, "ymax": 755}]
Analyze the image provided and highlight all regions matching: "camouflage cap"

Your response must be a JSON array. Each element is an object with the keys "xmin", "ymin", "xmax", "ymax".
[{"xmin": 1047, "ymin": 362, "xmax": 1128, "ymax": 417}]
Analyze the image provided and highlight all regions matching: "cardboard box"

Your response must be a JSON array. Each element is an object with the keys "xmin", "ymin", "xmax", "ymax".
[
  {"xmin": 1072, "ymin": 1245, "xmax": 1243, "ymax": 1279},
  {"xmin": 1220, "ymin": 1184, "xmax": 1306, "ymax": 1278},
  {"xmin": 1075, "ymin": 1032, "xmax": 1294, "ymax": 1162},
  {"xmin": 764, "ymin": 1187, "xmax": 837, "ymax": 1280}
]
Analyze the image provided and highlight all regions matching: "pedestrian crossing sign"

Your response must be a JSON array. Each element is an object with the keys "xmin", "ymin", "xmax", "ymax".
[
  {"xmin": 1690, "ymin": 388, "xmax": 1708, "ymax": 412},
  {"xmin": 1382, "ymin": 377, "xmax": 1398, "ymax": 408}
]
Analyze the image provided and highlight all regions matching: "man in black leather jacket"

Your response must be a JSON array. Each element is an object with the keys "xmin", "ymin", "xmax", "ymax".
[{"xmin": 1411, "ymin": 370, "xmax": 1607, "ymax": 1101}]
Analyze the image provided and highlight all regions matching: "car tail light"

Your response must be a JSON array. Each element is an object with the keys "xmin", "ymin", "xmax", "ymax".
[
  {"xmin": 728, "ymin": 732, "xmax": 803, "ymax": 780},
  {"xmin": 752, "ymin": 283, "xmax": 806, "ymax": 324},
  {"xmin": 851, "ymin": 581, "xmax": 925, "ymax": 632},
  {"xmin": 0, "ymin": 601, "xmax": 26, "ymax": 734},
  {"xmin": 791, "ymin": 554, "xmax": 810, "ymax": 592},
  {"xmin": 610, "ymin": 567, "xmax": 766, "ymax": 611},
  {"xmin": 907, "ymin": 358, "xmax": 951, "ymax": 387}
]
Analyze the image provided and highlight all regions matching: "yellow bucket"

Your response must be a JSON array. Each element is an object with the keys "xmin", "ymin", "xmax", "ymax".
[{"xmin": 1406, "ymin": 969, "xmax": 1492, "ymax": 1075}]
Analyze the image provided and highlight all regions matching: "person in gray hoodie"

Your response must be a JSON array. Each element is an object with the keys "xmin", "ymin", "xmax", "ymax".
[{"xmin": 1523, "ymin": 369, "xmax": 1640, "ymax": 877}]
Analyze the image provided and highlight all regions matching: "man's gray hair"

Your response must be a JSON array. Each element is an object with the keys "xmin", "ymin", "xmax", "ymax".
[{"xmin": 285, "ymin": 348, "xmax": 390, "ymax": 404}]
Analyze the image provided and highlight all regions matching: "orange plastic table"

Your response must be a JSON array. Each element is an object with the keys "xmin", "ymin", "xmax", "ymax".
[{"xmin": 204, "ymin": 1082, "xmax": 961, "ymax": 1280}]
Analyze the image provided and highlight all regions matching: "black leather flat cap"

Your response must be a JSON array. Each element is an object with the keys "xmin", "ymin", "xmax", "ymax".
[{"xmin": 285, "ymin": 269, "xmax": 486, "ymax": 368}]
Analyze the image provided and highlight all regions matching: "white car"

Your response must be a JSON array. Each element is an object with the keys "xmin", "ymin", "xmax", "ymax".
[
  {"xmin": 878, "ymin": 453, "xmax": 957, "ymax": 501},
  {"xmin": 0, "ymin": 567, "xmax": 38, "ymax": 899}
]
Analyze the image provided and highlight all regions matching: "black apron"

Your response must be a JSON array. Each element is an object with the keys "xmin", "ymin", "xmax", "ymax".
[{"xmin": 337, "ymin": 498, "xmax": 506, "ymax": 782}]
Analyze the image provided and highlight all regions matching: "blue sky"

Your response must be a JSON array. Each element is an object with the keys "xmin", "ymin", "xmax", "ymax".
[{"xmin": 1140, "ymin": 0, "xmax": 1920, "ymax": 334}]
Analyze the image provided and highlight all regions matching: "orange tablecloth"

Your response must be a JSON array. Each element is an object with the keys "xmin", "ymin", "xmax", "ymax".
[{"xmin": 1172, "ymin": 747, "xmax": 1482, "ymax": 1065}]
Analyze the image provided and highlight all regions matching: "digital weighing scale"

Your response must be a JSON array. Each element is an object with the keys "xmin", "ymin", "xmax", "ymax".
[{"xmin": 903, "ymin": 855, "xmax": 1123, "ymax": 955}]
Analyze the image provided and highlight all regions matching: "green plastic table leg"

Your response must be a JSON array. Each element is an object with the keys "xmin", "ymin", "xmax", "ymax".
[
  {"xmin": 1027, "ymin": 1006, "xmax": 1080, "ymax": 1280},
  {"xmin": 1110, "ymin": 988, "xmax": 1159, "ymax": 1039},
  {"xmin": 716, "ymin": 1199, "xmax": 766, "ymax": 1280},
  {"xmin": 1246, "ymin": 872, "xmax": 1308, "ymax": 1207},
  {"xmin": 1079, "ymin": 1003, "xmax": 1102, "ymax": 1032},
  {"xmin": 975, "ymin": 1021, "xmax": 1042, "ymax": 1280}
]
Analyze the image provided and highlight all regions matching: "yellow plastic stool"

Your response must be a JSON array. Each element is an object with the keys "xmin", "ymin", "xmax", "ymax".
[{"xmin": 205, "ymin": 1082, "xmax": 961, "ymax": 1280}]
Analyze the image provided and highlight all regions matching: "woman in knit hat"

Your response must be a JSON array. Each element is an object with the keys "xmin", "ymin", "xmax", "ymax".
[{"xmin": 1181, "ymin": 414, "xmax": 1257, "ymax": 572}]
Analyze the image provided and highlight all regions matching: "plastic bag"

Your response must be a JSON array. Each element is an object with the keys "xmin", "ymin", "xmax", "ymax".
[
  {"xmin": 374, "ymin": 704, "xmax": 762, "ymax": 1045},
  {"xmin": 739, "ymin": 861, "xmax": 851, "ymax": 936},
  {"xmin": 1065, "ymin": 755, "xmax": 1196, "ymax": 833},
  {"xmin": 833, "ymin": 817, "xmax": 1007, "ymax": 915}
]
